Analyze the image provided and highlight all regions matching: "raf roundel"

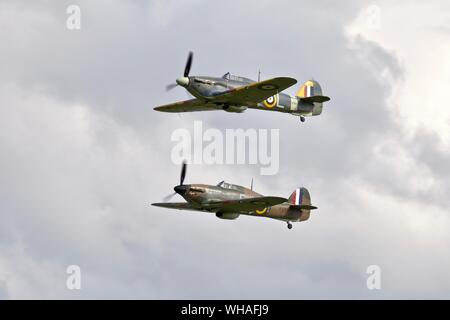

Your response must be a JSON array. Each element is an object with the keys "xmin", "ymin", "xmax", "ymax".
[
  {"xmin": 258, "ymin": 83, "xmax": 278, "ymax": 91},
  {"xmin": 263, "ymin": 94, "xmax": 278, "ymax": 108}
]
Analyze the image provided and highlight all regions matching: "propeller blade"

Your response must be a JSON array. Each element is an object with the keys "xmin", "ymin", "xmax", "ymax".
[
  {"xmin": 162, "ymin": 192, "xmax": 176, "ymax": 202},
  {"xmin": 180, "ymin": 161, "xmax": 187, "ymax": 186},
  {"xmin": 166, "ymin": 83, "xmax": 178, "ymax": 91},
  {"xmin": 183, "ymin": 51, "xmax": 193, "ymax": 77}
]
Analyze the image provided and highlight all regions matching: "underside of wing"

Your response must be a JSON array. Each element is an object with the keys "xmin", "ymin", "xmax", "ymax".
[
  {"xmin": 151, "ymin": 202, "xmax": 200, "ymax": 212},
  {"xmin": 154, "ymin": 98, "xmax": 221, "ymax": 113},
  {"xmin": 211, "ymin": 77, "xmax": 297, "ymax": 106},
  {"xmin": 206, "ymin": 196, "xmax": 288, "ymax": 213}
]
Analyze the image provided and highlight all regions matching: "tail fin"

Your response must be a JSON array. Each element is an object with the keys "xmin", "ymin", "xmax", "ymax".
[
  {"xmin": 296, "ymin": 80, "xmax": 320, "ymax": 99},
  {"xmin": 296, "ymin": 80, "xmax": 330, "ymax": 115},
  {"xmin": 288, "ymin": 187, "xmax": 317, "ymax": 221},
  {"xmin": 288, "ymin": 187, "xmax": 312, "ymax": 206}
]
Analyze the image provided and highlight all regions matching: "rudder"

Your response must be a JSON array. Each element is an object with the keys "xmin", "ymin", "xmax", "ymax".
[
  {"xmin": 296, "ymin": 80, "xmax": 330, "ymax": 115},
  {"xmin": 296, "ymin": 80, "xmax": 321, "ymax": 99},
  {"xmin": 288, "ymin": 187, "xmax": 311, "ymax": 206},
  {"xmin": 288, "ymin": 187, "xmax": 316, "ymax": 221}
]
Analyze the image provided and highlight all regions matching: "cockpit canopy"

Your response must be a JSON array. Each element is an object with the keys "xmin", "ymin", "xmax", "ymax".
[
  {"xmin": 217, "ymin": 181, "xmax": 247, "ymax": 192},
  {"xmin": 221, "ymin": 72, "xmax": 254, "ymax": 84}
]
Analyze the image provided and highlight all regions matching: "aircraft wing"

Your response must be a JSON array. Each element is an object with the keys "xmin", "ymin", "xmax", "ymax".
[
  {"xmin": 151, "ymin": 202, "xmax": 200, "ymax": 211},
  {"xmin": 154, "ymin": 98, "xmax": 222, "ymax": 113},
  {"xmin": 211, "ymin": 77, "xmax": 297, "ymax": 106},
  {"xmin": 207, "ymin": 196, "xmax": 288, "ymax": 213}
]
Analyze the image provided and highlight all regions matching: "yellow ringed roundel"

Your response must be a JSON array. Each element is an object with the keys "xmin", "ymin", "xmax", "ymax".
[{"xmin": 263, "ymin": 94, "xmax": 278, "ymax": 108}]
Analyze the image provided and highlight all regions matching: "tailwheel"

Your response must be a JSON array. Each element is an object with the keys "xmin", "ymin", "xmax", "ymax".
[
  {"xmin": 300, "ymin": 116, "xmax": 306, "ymax": 123},
  {"xmin": 287, "ymin": 222, "xmax": 293, "ymax": 230}
]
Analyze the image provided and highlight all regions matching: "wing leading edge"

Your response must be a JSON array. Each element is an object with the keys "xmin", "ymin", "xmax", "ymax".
[
  {"xmin": 151, "ymin": 202, "xmax": 200, "ymax": 211},
  {"xmin": 206, "ymin": 196, "xmax": 288, "ymax": 212},
  {"xmin": 211, "ymin": 77, "xmax": 297, "ymax": 106},
  {"xmin": 154, "ymin": 98, "xmax": 221, "ymax": 113}
]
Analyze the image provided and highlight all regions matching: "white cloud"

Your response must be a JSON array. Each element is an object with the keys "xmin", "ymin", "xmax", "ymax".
[{"xmin": 347, "ymin": 1, "xmax": 450, "ymax": 147}]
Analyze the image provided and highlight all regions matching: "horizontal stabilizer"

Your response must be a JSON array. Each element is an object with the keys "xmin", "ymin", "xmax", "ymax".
[
  {"xmin": 290, "ymin": 204, "xmax": 318, "ymax": 210},
  {"xmin": 299, "ymin": 95, "xmax": 330, "ymax": 103}
]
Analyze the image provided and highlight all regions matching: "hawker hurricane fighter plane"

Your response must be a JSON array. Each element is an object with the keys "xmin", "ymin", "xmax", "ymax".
[
  {"xmin": 154, "ymin": 52, "xmax": 330, "ymax": 122},
  {"xmin": 152, "ymin": 163, "xmax": 317, "ymax": 229}
]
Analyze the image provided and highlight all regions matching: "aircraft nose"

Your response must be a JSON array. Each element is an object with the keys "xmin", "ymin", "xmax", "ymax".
[
  {"xmin": 174, "ymin": 185, "xmax": 188, "ymax": 195},
  {"xmin": 176, "ymin": 77, "xmax": 189, "ymax": 87}
]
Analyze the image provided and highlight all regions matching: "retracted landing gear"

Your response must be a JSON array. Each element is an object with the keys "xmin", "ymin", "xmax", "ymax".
[
  {"xmin": 287, "ymin": 222, "xmax": 293, "ymax": 230},
  {"xmin": 300, "ymin": 116, "xmax": 305, "ymax": 123}
]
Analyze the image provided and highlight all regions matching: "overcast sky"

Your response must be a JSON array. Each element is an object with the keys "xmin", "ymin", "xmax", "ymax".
[{"xmin": 0, "ymin": 0, "xmax": 449, "ymax": 299}]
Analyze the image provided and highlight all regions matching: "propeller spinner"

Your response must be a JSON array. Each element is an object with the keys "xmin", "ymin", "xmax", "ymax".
[
  {"xmin": 166, "ymin": 52, "xmax": 193, "ymax": 91},
  {"xmin": 174, "ymin": 161, "xmax": 188, "ymax": 195},
  {"xmin": 162, "ymin": 162, "xmax": 188, "ymax": 200}
]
